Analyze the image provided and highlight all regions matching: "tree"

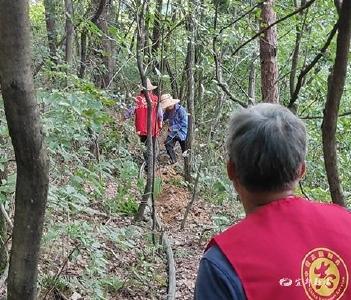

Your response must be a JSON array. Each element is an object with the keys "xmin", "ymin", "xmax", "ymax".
[
  {"xmin": 79, "ymin": 0, "xmax": 107, "ymax": 79},
  {"xmin": 259, "ymin": 0, "xmax": 279, "ymax": 103},
  {"xmin": 134, "ymin": 0, "xmax": 154, "ymax": 221},
  {"xmin": 65, "ymin": 0, "xmax": 74, "ymax": 68},
  {"xmin": 151, "ymin": 0, "xmax": 163, "ymax": 57},
  {"xmin": 289, "ymin": 0, "xmax": 306, "ymax": 98},
  {"xmin": 321, "ymin": 0, "xmax": 351, "ymax": 206},
  {"xmin": 0, "ymin": 0, "xmax": 49, "ymax": 298},
  {"xmin": 95, "ymin": 0, "xmax": 114, "ymax": 88},
  {"xmin": 44, "ymin": 0, "xmax": 58, "ymax": 65},
  {"xmin": 184, "ymin": 1, "xmax": 196, "ymax": 183}
]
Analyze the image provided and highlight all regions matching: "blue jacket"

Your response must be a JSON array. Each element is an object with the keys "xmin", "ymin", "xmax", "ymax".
[
  {"xmin": 195, "ymin": 246, "xmax": 246, "ymax": 300},
  {"xmin": 163, "ymin": 103, "xmax": 188, "ymax": 141}
]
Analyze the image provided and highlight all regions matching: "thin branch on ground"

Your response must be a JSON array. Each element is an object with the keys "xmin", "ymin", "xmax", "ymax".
[
  {"xmin": 43, "ymin": 244, "xmax": 79, "ymax": 300},
  {"xmin": 0, "ymin": 204, "xmax": 12, "ymax": 229},
  {"xmin": 161, "ymin": 232, "xmax": 176, "ymax": 300},
  {"xmin": 181, "ymin": 163, "xmax": 202, "ymax": 230}
]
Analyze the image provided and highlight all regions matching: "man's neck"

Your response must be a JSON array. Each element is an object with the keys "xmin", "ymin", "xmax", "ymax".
[{"xmin": 241, "ymin": 189, "xmax": 294, "ymax": 215}]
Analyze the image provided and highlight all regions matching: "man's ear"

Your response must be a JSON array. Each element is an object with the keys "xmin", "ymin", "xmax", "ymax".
[
  {"xmin": 298, "ymin": 161, "xmax": 306, "ymax": 179},
  {"xmin": 227, "ymin": 161, "xmax": 236, "ymax": 181}
]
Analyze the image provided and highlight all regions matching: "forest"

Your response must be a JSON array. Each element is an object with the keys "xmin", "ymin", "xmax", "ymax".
[{"xmin": 0, "ymin": 0, "xmax": 350, "ymax": 299}]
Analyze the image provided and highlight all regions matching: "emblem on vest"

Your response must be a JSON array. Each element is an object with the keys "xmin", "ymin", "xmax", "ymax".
[{"xmin": 301, "ymin": 248, "xmax": 349, "ymax": 300}]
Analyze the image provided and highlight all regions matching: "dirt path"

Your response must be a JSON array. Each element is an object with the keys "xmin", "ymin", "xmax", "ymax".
[{"xmin": 155, "ymin": 165, "xmax": 242, "ymax": 299}]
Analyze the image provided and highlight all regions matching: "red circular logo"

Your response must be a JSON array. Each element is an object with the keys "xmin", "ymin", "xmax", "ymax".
[{"xmin": 301, "ymin": 248, "xmax": 349, "ymax": 300}]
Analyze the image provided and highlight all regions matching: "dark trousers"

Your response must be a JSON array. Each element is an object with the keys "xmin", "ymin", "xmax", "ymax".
[
  {"xmin": 140, "ymin": 136, "xmax": 157, "ymax": 163},
  {"xmin": 165, "ymin": 135, "xmax": 187, "ymax": 163}
]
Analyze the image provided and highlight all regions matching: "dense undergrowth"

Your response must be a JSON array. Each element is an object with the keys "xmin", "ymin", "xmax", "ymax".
[{"xmin": 1, "ymin": 70, "xmax": 351, "ymax": 297}]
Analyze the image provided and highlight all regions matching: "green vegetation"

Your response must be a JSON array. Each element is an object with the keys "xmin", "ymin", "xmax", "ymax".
[{"xmin": 0, "ymin": 0, "xmax": 350, "ymax": 298}]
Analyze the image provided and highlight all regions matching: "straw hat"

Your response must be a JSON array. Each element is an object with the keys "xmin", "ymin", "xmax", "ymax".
[
  {"xmin": 160, "ymin": 94, "xmax": 180, "ymax": 110},
  {"xmin": 139, "ymin": 78, "xmax": 157, "ymax": 91}
]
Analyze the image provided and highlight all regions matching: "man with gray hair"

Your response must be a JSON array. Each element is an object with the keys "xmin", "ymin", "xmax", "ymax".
[{"xmin": 195, "ymin": 103, "xmax": 351, "ymax": 300}]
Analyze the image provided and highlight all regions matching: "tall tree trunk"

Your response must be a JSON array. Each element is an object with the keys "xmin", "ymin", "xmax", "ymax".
[
  {"xmin": 65, "ymin": 0, "xmax": 74, "ymax": 67},
  {"xmin": 162, "ymin": 7, "xmax": 179, "ymax": 97},
  {"xmin": 135, "ymin": 0, "xmax": 154, "ymax": 221},
  {"xmin": 184, "ymin": 6, "xmax": 196, "ymax": 183},
  {"xmin": 79, "ymin": 0, "xmax": 107, "ymax": 79},
  {"xmin": 164, "ymin": 58, "xmax": 179, "ymax": 97},
  {"xmin": 194, "ymin": 0, "xmax": 204, "ymax": 111},
  {"xmin": 321, "ymin": 0, "xmax": 351, "ymax": 207},
  {"xmin": 248, "ymin": 57, "xmax": 256, "ymax": 104},
  {"xmin": 79, "ymin": 30, "xmax": 88, "ymax": 78},
  {"xmin": 289, "ymin": 0, "xmax": 306, "ymax": 98},
  {"xmin": 151, "ymin": 0, "xmax": 163, "ymax": 74},
  {"xmin": 0, "ymin": 1, "xmax": 49, "ymax": 299},
  {"xmin": 97, "ymin": 0, "xmax": 114, "ymax": 88},
  {"xmin": 44, "ymin": 0, "xmax": 58, "ymax": 65},
  {"xmin": 151, "ymin": 0, "xmax": 163, "ymax": 56},
  {"xmin": 259, "ymin": 0, "xmax": 279, "ymax": 103},
  {"xmin": 143, "ymin": 3, "xmax": 152, "ymax": 65}
]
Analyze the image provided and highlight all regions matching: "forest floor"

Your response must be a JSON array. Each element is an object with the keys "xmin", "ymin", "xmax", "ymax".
[{"xmin": 34, "ymin": 156, "xmax": 244, "ymax": 300}]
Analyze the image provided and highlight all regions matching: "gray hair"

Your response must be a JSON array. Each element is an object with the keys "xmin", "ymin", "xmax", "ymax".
[{"xmin": 226, "ymin": 103, "xmax": 306, "ymax": 192}]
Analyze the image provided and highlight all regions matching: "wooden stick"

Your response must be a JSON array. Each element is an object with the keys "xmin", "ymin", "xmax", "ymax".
[
  {"xmin": 43, "ymin": 244, "xmax": 79, "ymax": 299},
  {"xmin": 162, "ymin": 232, "xmax": 176, "ymax": 300},
  {"xmin": 0, "ymin": 204, "xmax": 12, "ymax": 229},
  {"xmin": 181, "ymin": 163, "xmax": 202, "ymax": 230}
]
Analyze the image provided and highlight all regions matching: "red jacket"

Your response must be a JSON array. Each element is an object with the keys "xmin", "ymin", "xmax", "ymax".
[
  {"xmin": 135, "ymin": 92, "xmax": 161, "ymax": 137},
  {"xmin": 208, "ymin": 196, "xmax": 351, "ymax": 300}
]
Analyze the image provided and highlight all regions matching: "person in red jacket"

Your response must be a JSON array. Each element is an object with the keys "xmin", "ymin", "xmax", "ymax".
[
  {"xmin": 195, "ymin": 103, "xmax": 351, "ymax": 300},
  {"xmin": 126, "ymin": 78, "xmax": 163, "ymax": 167}
]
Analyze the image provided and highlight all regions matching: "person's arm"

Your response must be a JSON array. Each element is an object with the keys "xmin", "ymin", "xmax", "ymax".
[
  {"xmin": 124, "ymin": 107, "xmax": 135, "ymax": 119},
  {"xmin": 194, "ymin": 246, "xmax": 246, "ymax": 300},
  {"xmin": 157, "ymin": 106, "xmax": 163, "ymax": 122},
  {"xmin": 169, "ymin": 107, "xmax": 187, "ymax": 133}
]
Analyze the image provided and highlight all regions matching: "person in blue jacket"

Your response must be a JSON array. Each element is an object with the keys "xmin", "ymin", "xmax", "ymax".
[{"xmin": 160, "ymin": 94, "xmax": 188, "ymax": 164}]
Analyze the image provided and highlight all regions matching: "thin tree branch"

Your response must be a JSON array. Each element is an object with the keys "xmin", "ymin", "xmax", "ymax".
[
  {"xmin": 0, "ymin": 204, "xmax": 13, "ymax": 229},
  {"xmin": 181, "ymin": 163, "xmax": 202, "ymax": 230},
  {"xmin": 218, "ymin": 1, "xmax": 263, "ymax": 36},
  {"xmin": 43, "ymin": 244, "xmax": 79, "ymax": 299},
  {"xmin": 288, "ymin": 22, "xmax": 339, "ymax": 108},
  {"xmin": 231, "ymin": 0, "xmax": 317, "ymax": 58},
  {"xmin": 301, "ymin": 111, "xmax": 351, "ymax": 120},
  {"xmin": 163, "ymin": 19, "xmax": 185, "ymax": 40},
  {"xmin": 290, "ymin": 0, "xmax": 308, "ymax": 97},
  {"xmin": 299, "ymin": 181, "xmax": 310, "ymax": 200},
  {"xmin": 213, "ymin": 4, "xmax": 247, "ymax": 107}
]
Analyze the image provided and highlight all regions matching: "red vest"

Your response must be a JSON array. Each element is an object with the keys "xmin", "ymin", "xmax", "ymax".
[
  {"xmin": 208, "ymin": 196, "xmax": 351, "ymax": 300},
  {"xmin": 135, "ymin": 92, "xmax": 160, "ymax": 137}
]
